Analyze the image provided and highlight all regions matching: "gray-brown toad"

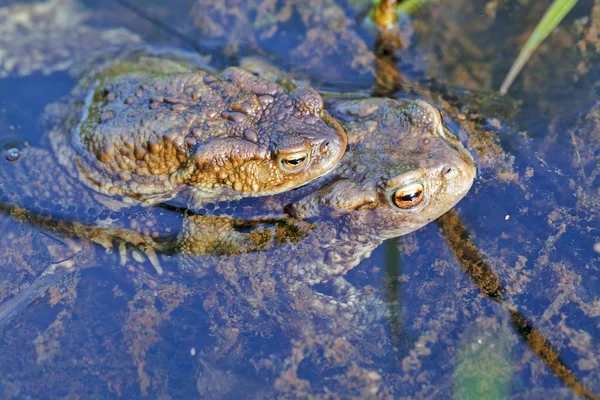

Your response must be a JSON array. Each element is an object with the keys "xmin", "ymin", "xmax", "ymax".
[
  {"xmin": 179, "ymin": 97, "xmax": 476, "ymax": 281},
  {"xmin": 47, "ymin": 47, "xmax": 347, "ymax": 206}
]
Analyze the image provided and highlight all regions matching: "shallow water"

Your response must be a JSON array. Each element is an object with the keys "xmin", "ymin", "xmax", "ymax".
[{"xmin": 0, "ymin": 0, "xmax": 598, "ymax": 398}]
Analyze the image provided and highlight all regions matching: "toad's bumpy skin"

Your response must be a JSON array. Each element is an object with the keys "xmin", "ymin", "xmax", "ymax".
[{"xmin": 48, "ymin": 53, "xmax": 347, "ymax": 205}]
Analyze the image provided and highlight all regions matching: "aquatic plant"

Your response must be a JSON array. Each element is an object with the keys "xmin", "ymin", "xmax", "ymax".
[{"xmin": 500, "ymin": 0, "xmax": 578, "ymax": 94}]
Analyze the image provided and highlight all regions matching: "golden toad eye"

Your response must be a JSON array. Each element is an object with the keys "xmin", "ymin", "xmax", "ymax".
[
  {"xmin": 279, "ymin": 151, "xmax": 311, "ymax": 173},
  {"xmin": 392, "ymin": 182, "xmax": 424, "ymax": 209}
]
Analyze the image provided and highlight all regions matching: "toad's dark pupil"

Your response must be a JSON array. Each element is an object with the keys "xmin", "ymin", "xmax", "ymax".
[
  {"xmin": 286, "ymin": 157, "xmax": 305, "ymax": 166},
  {"xmin": 402, "ymin": 191, "xmax": 421, "ymax": 202}
]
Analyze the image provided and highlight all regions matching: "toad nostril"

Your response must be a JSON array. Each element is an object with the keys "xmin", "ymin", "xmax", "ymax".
[
  {"xmin": 443, "ymin": 166, "xmax": 458, "ymax": 180},
  {"xmin": 320, "ymin": 140, "xmax": 330, "ymax": 153}
]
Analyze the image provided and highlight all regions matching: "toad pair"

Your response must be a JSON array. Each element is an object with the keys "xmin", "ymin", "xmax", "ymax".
[{"xmin": 0, "ymin": 47, "xmax": 476, "ymax": 273}]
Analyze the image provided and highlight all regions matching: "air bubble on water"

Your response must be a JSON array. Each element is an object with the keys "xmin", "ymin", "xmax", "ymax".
[{"xmin": 4, "ymin": 147, "xmax": 20, "ymax": 161}]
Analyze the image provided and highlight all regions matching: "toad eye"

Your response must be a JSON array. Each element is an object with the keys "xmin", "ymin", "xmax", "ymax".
[
  {"xmin": 279, "ymin": 151, "xmax": 311, "ymax": 173},
  {"xmin": 392, "ymin": 182, "xmax": 424, "ymax": 209}
]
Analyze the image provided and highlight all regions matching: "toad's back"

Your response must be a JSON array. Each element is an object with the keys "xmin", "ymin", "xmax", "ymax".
[{"xmin": 48, "ymin": 50, "xmax": 347, "ymax": 204}]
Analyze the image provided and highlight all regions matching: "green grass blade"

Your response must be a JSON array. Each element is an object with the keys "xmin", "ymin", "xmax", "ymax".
[{"xmin": 500, "ymin": 0, "xmax": 578, "ymax": 95}]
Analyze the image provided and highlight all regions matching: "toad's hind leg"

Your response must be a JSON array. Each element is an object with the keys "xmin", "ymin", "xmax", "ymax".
[{"xmin": 0, "ymin": 146, "xmax": 171, "ymax": 276}]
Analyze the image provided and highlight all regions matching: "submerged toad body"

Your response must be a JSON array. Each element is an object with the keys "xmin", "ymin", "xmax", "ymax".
[
  {"xmin": 179, "ymin": 97, "xmax": 477, "ymax": 283},
  {"xmin": 48, "ymin": 49, "xmax": 347, "ymax": 205}
]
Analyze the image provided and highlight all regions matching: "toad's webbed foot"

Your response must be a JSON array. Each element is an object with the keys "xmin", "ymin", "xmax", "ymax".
[{"xmin": 105, "ymin": 228, "xmax": 170, "ymax": 275}]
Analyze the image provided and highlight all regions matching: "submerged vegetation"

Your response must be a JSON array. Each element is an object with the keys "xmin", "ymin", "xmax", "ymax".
[{"xmin": 371, "ymin": 0, "xmax": 579, "ymax": 94}]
